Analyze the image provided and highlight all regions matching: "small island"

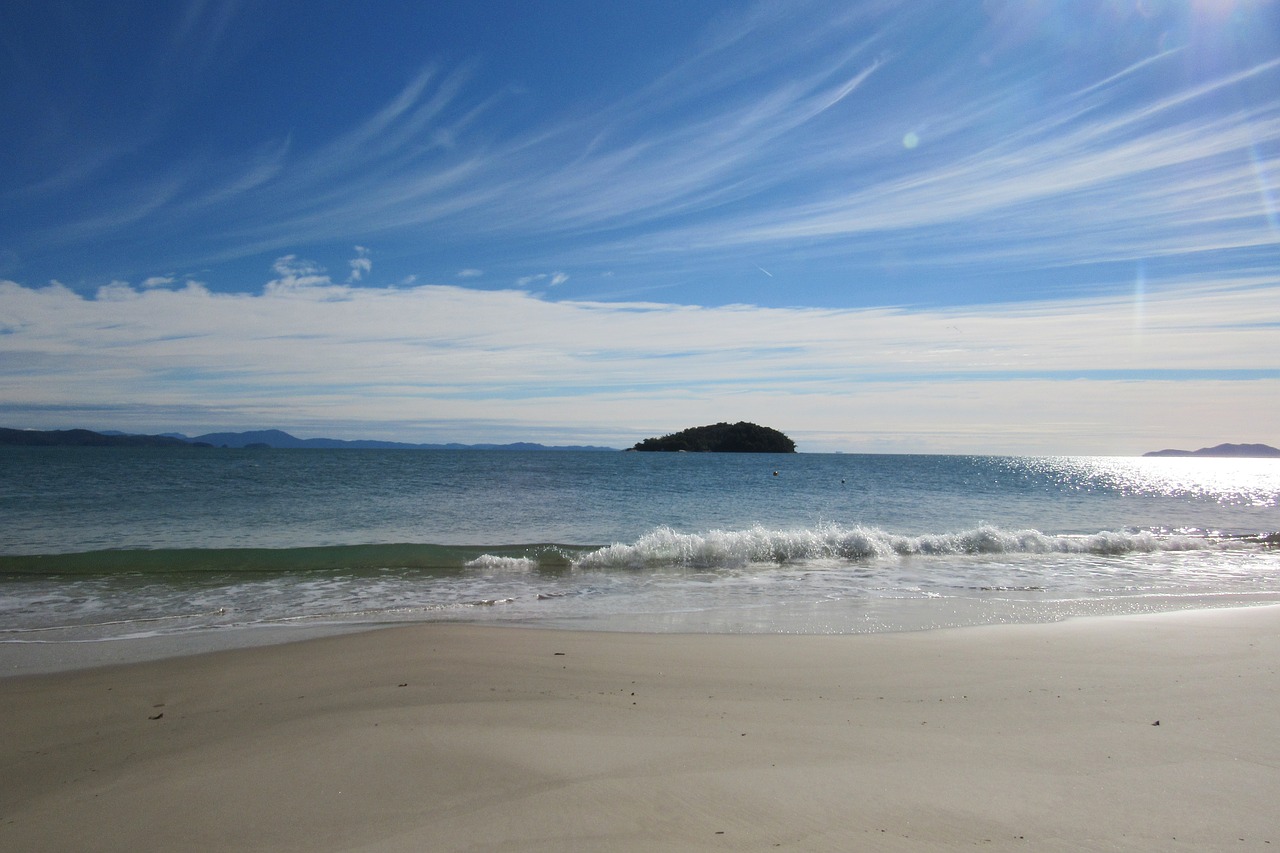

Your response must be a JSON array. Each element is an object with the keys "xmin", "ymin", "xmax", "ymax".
[
  {"xmin": 1143, "ymin": 443, "xmax": 1280, "ymax": 458},
  {"xmin": 631, "ymin": 422, "xmax": 796, "ymax": 453}
]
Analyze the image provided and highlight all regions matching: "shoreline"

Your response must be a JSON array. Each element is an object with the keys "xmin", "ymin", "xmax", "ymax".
[
  {"xmin": 3, "ymin": 606, "xmax": 1278, "ymax": 850},
  {"xmin": 5, "ymin": 595, "xmax": 1280, "ymax": 678}
]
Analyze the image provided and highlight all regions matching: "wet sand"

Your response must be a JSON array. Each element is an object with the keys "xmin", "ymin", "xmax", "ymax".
[{"xmin": 3, "ymin": 607, "xmax": 1278, "ymax": 851}]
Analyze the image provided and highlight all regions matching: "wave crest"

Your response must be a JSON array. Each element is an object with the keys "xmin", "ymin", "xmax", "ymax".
[
  {"xmin": 464, "ymin": 555, "xmax": 537, "ymax": 572},
  {"xmin": 571, "ymin": 524, "xmax": 1215, "ymax": 570}
]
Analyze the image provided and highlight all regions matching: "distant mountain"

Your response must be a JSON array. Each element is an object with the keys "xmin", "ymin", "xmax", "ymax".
[
  {"xmin": 631, "ymin": 421, "xmax": 796, "ymax": 453},
  {"xmin": 0, "ymin": 427, "xmax": 206, "ymax": 448},
  {"xmin": 1143, "ymin": 443, "xmax": 1280, "ymax": 458},
  {"xmin": 2, "ymin": 426, "xmax": 618, "ymax": 451},
  {"xmin": 180, "ymin": 429, "xmax": 617, "ymax": 451}
]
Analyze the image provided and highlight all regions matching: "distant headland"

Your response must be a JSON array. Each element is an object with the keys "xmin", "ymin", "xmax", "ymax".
[
  {"xmin": 1143, "ymin": 443, "xmax": 1280, "ymax": 458},
  {"xmin": 631, "ymin": 422, "xmax": 796, "ymax": 453},
  {"xmin": 0, "ymin": 428, "xmax": 204, "ymax": 448},
  {"xmin": 0, "ymin": 427, "xmax": 616, "ymax": 452}
]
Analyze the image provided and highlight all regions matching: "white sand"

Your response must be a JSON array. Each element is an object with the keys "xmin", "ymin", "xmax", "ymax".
[{"xmin": 3, "ymin": 607, "xmax": 1278, "ymax": 851}]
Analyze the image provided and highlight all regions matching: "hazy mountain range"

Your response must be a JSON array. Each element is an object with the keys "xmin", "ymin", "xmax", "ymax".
[
  {"xmin": 6, "ymin": 428, "xmax": 1277, "ymax": 456},
  {"xmin": 1142, "ymin": 443, "xmax": 1280, "ymax": 458},
  {"xmin": 0, "ymin": 427, "xmax": 617, "ymax": 451}
]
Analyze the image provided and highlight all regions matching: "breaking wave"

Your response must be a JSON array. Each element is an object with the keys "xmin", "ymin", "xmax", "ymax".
[
  {"xmin": 2, "ymin": 525, "xmax": 1267, "ymax": 578},
  {"xmin": 571, "ymin": 524, "xmax": 1228, "ymax": 570},
  {"xmin": 463, "ymin": 555, "xmax": 538, "ymax": 572}
]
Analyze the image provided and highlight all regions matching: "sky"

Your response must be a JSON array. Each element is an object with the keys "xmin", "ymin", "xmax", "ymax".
[{"xmin": 2, "ymin": 0, "xmax": 1278, "ymax": 454}]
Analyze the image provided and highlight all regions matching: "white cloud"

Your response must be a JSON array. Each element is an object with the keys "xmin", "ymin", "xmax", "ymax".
[
  {"xmin": 267, "ymin": 255, "xmax": 332, "ymax": 293},
  {"xmin": 142, "ymin": 276, "xmax": 175, "ymax": 288},
  {"xmin": 347, "ymin": 246, "xmax": 372, "ymax": 282},
  {"xmin": 457, "ymin": 268, "xmax": 484, "ymax": 278},
  {"xmin": 94, "ymin": 280, "xmax": 140, "ymax": 301},
  {"xmin": 271, "ymin": 255, "xmax": 325, "ymax": 278},
  {"xmin": 1, "ymin": 274, "xmax": 1276, "ymax": 453}
]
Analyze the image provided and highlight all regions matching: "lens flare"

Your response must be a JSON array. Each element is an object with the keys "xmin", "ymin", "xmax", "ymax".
[{"xmin": 1190, "ymin": 0, "xmax": 1249, "ymax": 24}]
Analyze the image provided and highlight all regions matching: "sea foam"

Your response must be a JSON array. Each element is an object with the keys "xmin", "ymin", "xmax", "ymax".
[
  {"xmin": 571, "ymin": 524, "xmax": 1217, "ymax": 570},
  {"xmin": 464, "ymin": 555, "xmax": 538, "ymax": 572}
]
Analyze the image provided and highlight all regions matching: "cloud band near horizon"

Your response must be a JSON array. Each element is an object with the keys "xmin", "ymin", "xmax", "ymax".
[{"xmin": 2, "ymin": 269, "xmax": 1276, "ymax": 454}]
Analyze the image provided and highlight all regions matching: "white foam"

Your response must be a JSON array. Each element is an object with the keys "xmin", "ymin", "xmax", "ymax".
[
  {"xmin": 464, "ymin": 555, "xmax": 537, "ymax": 571},
  {"xmin": 571, "ymin": 524, "xmax": 1220, "ymax": 570}
]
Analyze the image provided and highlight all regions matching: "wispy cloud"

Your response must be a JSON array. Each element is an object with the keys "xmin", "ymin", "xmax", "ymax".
[
  {"xmin": 576, "ymin": 56, "xmax": 1280, "ymax": 276},
  {"xmin": 515, "ymin": 271, "xmax": 569, "ymax": 288},
  {"xmin": 6, "ymin": 1, "xmax": 1276, "ymax": 304},
  {"xmin": 224, "ymin": 5, "xmax": 1274, "ymax": 289}
]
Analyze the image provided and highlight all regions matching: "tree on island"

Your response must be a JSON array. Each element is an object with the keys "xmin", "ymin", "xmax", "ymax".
[{"xmin": 631, "ymin": 422, "xmax": 796, "ymax": 453}]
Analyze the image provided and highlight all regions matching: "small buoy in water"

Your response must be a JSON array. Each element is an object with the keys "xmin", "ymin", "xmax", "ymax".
[{"xmin": 772, "ymin": 470, "xmax": 779, "ymax": 476}]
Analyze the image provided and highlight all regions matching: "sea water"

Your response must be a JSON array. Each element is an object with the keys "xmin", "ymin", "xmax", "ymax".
[{"xmin": 1, "ymin": 448, "xmax": 1278, "ymax": 648}]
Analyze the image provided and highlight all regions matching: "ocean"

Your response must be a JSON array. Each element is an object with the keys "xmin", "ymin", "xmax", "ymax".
[{"xmin": 2, "ymin": 447, "xmax": 1278, "ymax": 650}]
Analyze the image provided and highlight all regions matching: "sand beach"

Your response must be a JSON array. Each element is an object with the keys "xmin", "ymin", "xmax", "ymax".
[{"xmin": 3, "ymin": 607, "xmax": 1278, "ymax": 851}]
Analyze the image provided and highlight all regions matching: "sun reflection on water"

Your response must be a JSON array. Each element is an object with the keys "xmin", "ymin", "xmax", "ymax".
[{"xmin": 1024, "ymin": 456, "xmax": 1280, "ymax": 507}]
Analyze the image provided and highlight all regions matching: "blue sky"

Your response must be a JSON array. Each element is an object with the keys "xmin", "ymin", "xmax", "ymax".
[{"xmin": 2, "ymin": 0, "xmax": 1278, "ymax": 453}]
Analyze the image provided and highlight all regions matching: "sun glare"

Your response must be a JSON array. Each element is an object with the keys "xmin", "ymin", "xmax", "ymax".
[{"xmin": 1189, "ymin": 0, "xmax": 1252, "ymax": 24}]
